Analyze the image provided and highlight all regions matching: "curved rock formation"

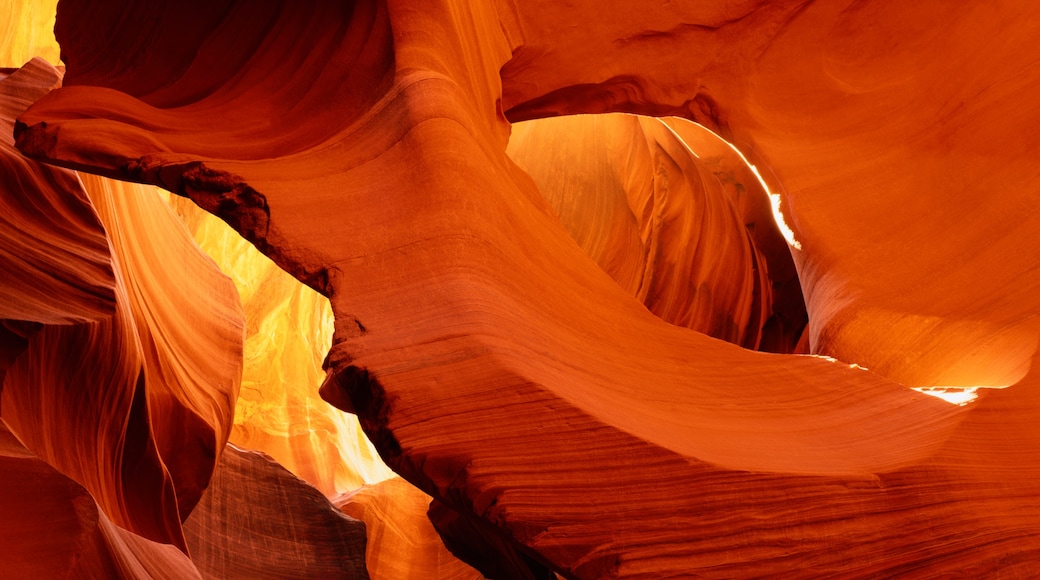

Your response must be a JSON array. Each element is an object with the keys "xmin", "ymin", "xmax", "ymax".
[
  {"xmin": 11, "ymin": 0, "xmax": 1040, "ymax": 577},
  {"xmin": 163, "ymin": 193, "xmax": 394, "ymax": 496},
  {"xmin": 0, "ymin": 417, "xmax": 202, "ymax": 579},
  {"xmin": 0, "ymin": 58, "xmax": 113, "ymax": 325},
  {"xmin": 2, "ymin": 166, "xmax": 245, "ymax": 548},
  {"xmin": 335, "ymin": 477, "xmax": 481, "ymax": 580},
  {"xmin": 496, "ymin": 0, "xmax": 1040, "ymax": 387},
  {"xmin": 1, "ymin": 56, "xmax": 244, "ymax": 555},
  {"xmin": 507, "ymin": 113, "xmax": 805, "ymax": 351}
]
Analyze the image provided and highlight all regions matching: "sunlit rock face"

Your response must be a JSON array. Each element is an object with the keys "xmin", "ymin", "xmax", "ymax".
[
  {"xmin": 162, "ymin": 193, "xmax": 395, "ymax": 496},
  {"xmin": 0, "ymin": 0, "xmax": 59, "ymax": 67},
  {"xmin": 167, "ymin": 194, "xmax": 454, "ymax": 579},
  {"xmin": 1, "ymin": 53, "xmax": 382, "ymax": 578},
  {"xmin": 5, "ymin": 0, "xmax": 1040, "ymax": 578},
  {"xmin": 335, "ymin": 477, "xmax": 482, "ymax": 580}
]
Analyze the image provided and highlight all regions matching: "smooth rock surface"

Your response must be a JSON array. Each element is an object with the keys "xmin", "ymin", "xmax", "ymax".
[
  {"xmin": 507, "ymin": 113, "xmax": 805, "ymax": 351},
  {"xmin": 0, "ymin": 58, "xmax": 113, "ymax": 324},
  {"xmin": 0, "ymin": 418, "xmax": 202, "ymax": 579},
  {"xmin": 10, "ymin": 0, "xmax": 1040, "ymax": 577},
  {"xmin": 1, "ymin": 56, "xmax": 244, "ymax": 556}
]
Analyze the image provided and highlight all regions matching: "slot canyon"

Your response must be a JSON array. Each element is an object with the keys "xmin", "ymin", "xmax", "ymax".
[{"xmin": 2, "ymin": 0, "xmax": 1040, "ymax": 577}]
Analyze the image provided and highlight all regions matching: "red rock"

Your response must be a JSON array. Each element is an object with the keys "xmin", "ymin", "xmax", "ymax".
[
  {"xmin": 496, "ymin": 0, "xmax": 1040, "ymax": 387},
  {"xmin": 1, "ymin": 57, "xmax": 244, "ymax": 553},
  {"xmin": 0, "ymin": 58, "xmax": 113, "ymax": 325},
  {"xmin": 11, "ymin": 0, "xmax": 1040, "ymax": 577},
  {"xmin": 0, "ymin": 418, "xmax": 202, "ymax": 579},
  {"xmin": 2, "ymin": 166, "xmax": 245, "ymax": 548},
  {"xmin": 507, "ymin": 113, "xmax": 805, "ymax": 351},
  {"xmin": 79, "ymin": 173, "xmax": 245, "ymax": 522}
]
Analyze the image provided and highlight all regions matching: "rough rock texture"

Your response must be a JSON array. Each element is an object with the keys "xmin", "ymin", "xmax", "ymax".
[
  {"xmin": 427, "ymin": 497, "xmax": 556, "ymax": 580},
  {"xmin": 184, "ymin": 444, "xmax": 370, "ymax": 579},
  {"xmin": 10, "ymin": 0, "xmax": 1040, "ymax": 577}
]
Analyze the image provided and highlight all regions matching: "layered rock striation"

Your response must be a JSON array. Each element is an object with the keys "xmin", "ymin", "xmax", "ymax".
[{"xmin": 6, "ymin": 0, "xmax": 1040, "ymax": 577}]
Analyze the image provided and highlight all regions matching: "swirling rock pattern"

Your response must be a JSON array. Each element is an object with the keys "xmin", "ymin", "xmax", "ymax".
[
  {"xmin": 0, "ymin": 58, "xmax": 113, "ymax": 325},
  {"xmin": 2, "ymin": 168, "xmax": 245, "ymax": 549},
  {"xmin": 0, "ymin": 418, "xmax": 202, "ymax": 579},
  {"xmin": 507, "ymin": 113, "xmax": 805, "ymax": 351},
  {"xmin": 11, "ymin": 0, "xmax": 1040, "ymax": 577},
  {"xmin": 496, "ymin": 0, "xmax": 1040, "ymax": 387},
  {"xmin": 80, "ymin": 173, "xmax": 245, "ymax": 522},
  {"xmin": 1, "ymin": 56, "xmax": 244, "ymax": 567}
]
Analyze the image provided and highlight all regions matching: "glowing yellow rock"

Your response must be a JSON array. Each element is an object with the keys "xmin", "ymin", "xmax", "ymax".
[
  {"xmin": 162, "ymin": 193, "xmax": 394, "ymax": 495},
  {"xmin": 0, "ymin": 0, "xmax": 60, "ymax": 67}
]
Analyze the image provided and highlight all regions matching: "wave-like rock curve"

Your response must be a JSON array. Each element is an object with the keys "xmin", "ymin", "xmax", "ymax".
[
  {"xmin": 2, "ymin": 57, "xmax": 244, "ymax": 554},
  {"xmin": 13, "ymin": 0, "xmax": 1040, "ymax": 577}
]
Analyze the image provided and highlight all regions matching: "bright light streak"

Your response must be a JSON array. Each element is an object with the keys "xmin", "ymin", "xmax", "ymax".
[
  {"xmin": 712, "ymin": 135, "xmax": 803, "ymax": 251},
  {"xmin": 807, "ymin": 354, "xmax": 868, "ymax": 370},
  {"xmin": 912, "ymin": 385, "xmax": 1009, "ymax": 406},
  {"xmin": 766, "ymin": 191, "xmax": 803, "ymax": 251},
  {"xmin": 809, "ymin": 353, "xmax": 1007, "ymax": 406}
]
